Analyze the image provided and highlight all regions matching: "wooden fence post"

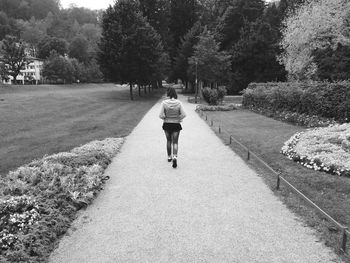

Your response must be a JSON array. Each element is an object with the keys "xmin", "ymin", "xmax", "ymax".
[
  {"xmin": 341, "ymin": 228, "xmax": 348, "ymax": 253},
  {"xmin": 276, "ymin": 173, "xmax": 281, "ymax": 190}
]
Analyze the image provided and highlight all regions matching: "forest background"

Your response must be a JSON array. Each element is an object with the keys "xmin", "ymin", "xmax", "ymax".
[{"xmin": 0, "ymin": 0, "xmax": 349, "ymax": 94}]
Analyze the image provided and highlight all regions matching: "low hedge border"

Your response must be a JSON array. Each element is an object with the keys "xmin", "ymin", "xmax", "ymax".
[
  {"xmin": 0, "ymin": 138, "xmax": 124, "ymax": 263},
  {"xmin": 245, "ymin": 106, "xmax": 337, "ymax": 127},
  {"xmin": 195, "ymin": 103, "xmax": 238, "ymax": 111},
  {"xmin": 242, "ymin": 81, "xmax": 350, "ymax": 126}
]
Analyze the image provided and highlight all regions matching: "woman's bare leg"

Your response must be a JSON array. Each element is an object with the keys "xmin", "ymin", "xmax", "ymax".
[
  {"xmin": 164, "ymin": 131, "xmax": 172, "ymax": 158},
  {"xmin": 171, "ymin": 131, "xmax": 180, "ymax": 157}
]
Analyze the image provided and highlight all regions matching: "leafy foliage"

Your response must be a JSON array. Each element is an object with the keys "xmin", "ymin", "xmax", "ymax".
[
  {"xmin": 169, "ymin": 0, "xmax": 199, "ymax": 63},
  {"xmin": 202, "ymin": 86, "xmax": 227, "ymax": 105},
  {"xmin": 37, "ymin": 36, "xmax": 68, "ymax": 59},
  {"xmin": 42, "ymin": 51, "xmax": 74, "ymax": 83},
  {"xmin": 0, "ymin": 35, "xmax": 27, "ymax": 81},
  {"xmin": 0, "ymin": 138, "xmax": 124, "ymax": 263},
  {"xmin": 242, "ymin": 82, "xmax": 350, "ymax": 123},
  {"xmin": 0, "ymin": 0, "xmax": 60, "ymax": 20},
  {"xmin": 99, "ymin": 0, "xmax": 166, "ymax": 99},
  {"xmin": 172, "ymin": 22, "xmax": 202, "ymax": 82},
  {"xmin": 230, "ymin": 20, "xmax": 286, "ymax": 93},
  {"xmin": 68, "ymin": 35, "xmax": 89, "ymax": 63},
  {"xmin": 313, "ymin": 44, "xmax": 350, "ymax": 81},
  {"xmin": 279, "ymin": 0, "xmax": 350, "ymax": 80},
  {"xmin": 215, "ymin": 0, "xmax": 265, "ymax": 50},
  {"xmin": 188, "ymin": 29, "xmax": 231, "ymax": 85}
]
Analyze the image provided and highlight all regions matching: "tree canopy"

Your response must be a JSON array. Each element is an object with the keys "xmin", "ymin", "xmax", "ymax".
[
  {"xmin": 99, "ymin": 0, "xmax": 166, "ymax": 99},
  {"xmin": 0, "ymin": 35, "xmax": 27, "ymax": 81},
  {"xmin": 188, "ymin": 28, "xmax": 231, "ymax": 85},
  {"xmin": 279, "ymin": 0, "xmax": 350, "ymax": 80}
]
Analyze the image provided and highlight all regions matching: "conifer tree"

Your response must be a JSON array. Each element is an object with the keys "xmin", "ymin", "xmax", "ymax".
[{"xmin": 99, "ymin": 0, "xmax": 165, "ymax": 100}]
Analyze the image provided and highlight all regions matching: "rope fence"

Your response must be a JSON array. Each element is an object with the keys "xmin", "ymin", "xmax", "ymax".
[{"xmin": 198, "ymin": 109, "xmax": 349, "ymax": 253}]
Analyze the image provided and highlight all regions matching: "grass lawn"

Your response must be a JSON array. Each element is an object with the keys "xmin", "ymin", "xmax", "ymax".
[
  {"xmin": 202, "ymin": 108, "xmax": 350, "ymax": 260},
  {"xmin": 0, "ymin": 83, "xmax": 164, "ymax": 176}
]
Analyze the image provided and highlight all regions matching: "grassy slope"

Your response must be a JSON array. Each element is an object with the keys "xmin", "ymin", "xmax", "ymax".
[
  {"xmin": 203, "ymin": 108, "xmax": 350, "ymax": 259},
  {"xmin": 0, "ymin": 83, "xmax": 163, "ymax": 176}
]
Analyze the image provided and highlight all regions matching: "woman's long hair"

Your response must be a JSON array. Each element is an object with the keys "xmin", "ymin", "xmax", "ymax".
[{"xmin": 167, "ymin": 87, "xmax": 178, "ymax": 99}]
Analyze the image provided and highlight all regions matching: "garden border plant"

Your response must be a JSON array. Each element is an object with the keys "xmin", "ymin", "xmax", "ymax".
[
  {"xmin": 281, "ymin": 124, "xmax": 350, "ymax": 177},
  {"xmin": 242, "ymin": 81, "xmax": 350, "ymax": 127},
  {"xmin": 0, "ymin": 138, "xmax": 124, "ymax": 263}
]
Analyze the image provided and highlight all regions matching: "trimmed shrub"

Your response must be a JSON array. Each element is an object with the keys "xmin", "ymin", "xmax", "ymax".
[
  {"xmin": 243, "ymin": 82, "xmax": 350, "ymax": 124},
  {"xmin": 202, "ymin": 86, "xmax": 227, "ymax": 105}
]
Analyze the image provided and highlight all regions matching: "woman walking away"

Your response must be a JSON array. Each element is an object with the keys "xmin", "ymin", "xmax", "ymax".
[{"xmin": 159, "ymin": 87, "xmax": 186, "ymax": 168}]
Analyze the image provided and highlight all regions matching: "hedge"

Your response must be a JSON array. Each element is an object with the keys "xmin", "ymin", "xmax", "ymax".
[{"xmin": 242, "ymin": 82, "xmax": 350, "ymax": 123}]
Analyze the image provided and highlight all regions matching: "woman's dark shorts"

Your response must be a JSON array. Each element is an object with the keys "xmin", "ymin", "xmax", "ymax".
[{"xmin": 162, "ymin": 123, "xmax": 182, "ymax": 132}]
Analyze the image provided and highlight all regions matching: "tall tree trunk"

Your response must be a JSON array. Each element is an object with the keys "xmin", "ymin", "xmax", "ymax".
[
  {"xmin": 129, "ymin": 83, "xmax": 134, "ymax": 100},
  {"xmin": 144, "ymin": 85, "xmax": 147, "ymax": 94},
  {"xmin": 138, "ymin": 84, "xmax": 141, "ymax": 97},
  {"xmin": 157, "ymin": 80, "xmax": 162, "ymax": 89}
]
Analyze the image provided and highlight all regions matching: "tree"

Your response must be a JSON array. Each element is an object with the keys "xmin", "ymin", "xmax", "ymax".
[
  {"xmin": 65, "ymin": 7, "xmax": 98, "ymax": 25},
  {"xmin": 279, "ymin": 0, "xmax": 350, "ymax": 80},
  {"xmin": 69, "ymin": 35, "xmax": 89, "ymax": 63},
  {"xmin": 19, "ymin": 17, "xmax": 46, "ymax": 57},
  {"xmin": 0, "ymin": 0, "xmax": 60, "ymax": 20},
  {"xmin": 169, "ymin": 0, "xmax": 199, "ymax": 62},
  {"xmin": 0, "ymin": 11, "xmax": 11, "ymax": 40},
  {"xmin": 0, "ymin": 61, "xmax": 9, "ymax": 81},
  {"xmin": 99, "ymin": 0, "xmax": 165, "ymax": 100},
  {"xmin": 231, "ymin": 20, "xmax": 286, "ymax": 93},
  {"xmin": 188, "ymin": 29, "xmax": 231, "ymax": 86},
  {"xmin": 172, "ymin": 22, "xmax": 202, "ymax": 84},
  {"xmin": 37, "ymin": 36, "xmax": 68, "ymax": 59},
  {"xmin": 313, "ymin": 44, "xmax": 350, "ymax": 81},
  {"xmin": 0, "ymin": 35, "xmax": 27, "ymax": 83},
  {"xmin": 42, "ymin": 50, "xmax": 74, "ymax": 83},
  {"xmin": 139, "ymin": 0, "xmax": 171, "ymax": 48},
  {"xmin": 215, "ymin": 0, "xmax": 265, "ymax": 50}
]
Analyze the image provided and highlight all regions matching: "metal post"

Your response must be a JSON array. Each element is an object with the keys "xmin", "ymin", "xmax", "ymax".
[
  {"xmin": 211, "ymin": 120, "xmax": 213, "ymax": 126},
  {"xmin": 195, "ymin": 61, "xmax": 198, "ymax": 104},
  {"xmin": 219, "ymin": 126, "xmax": 221, "ymax": 133},
  {"xmin": 229, "ymin": 135, "xmax": 232, "ymax": 144},
  {"xmin": 341, "ymin": 228, "xmax": 348, "ymax": 253},
  {"xmin": 247, "ymin": 150, "xmax": 250, "ymax": 160},
  {"xmin": 205, "ymin": 115, "xmax": 207, "ymax": 121},
  {"xmin": 276, "ymin": 173, "xmax": 281, "ymax": 190}
]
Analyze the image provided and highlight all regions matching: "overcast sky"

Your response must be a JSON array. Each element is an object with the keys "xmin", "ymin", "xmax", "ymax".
[{"xmin": 61, "ymin": 0, "xmax": 274, "ymax": 10}]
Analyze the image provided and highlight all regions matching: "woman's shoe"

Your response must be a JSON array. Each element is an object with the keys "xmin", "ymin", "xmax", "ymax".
[
  {"xmin": 168, "ymin": 157, "xmax": 172, "ymax": 162},
  {"xmin": 172, "ymin": 157, "xmax": 177, "ymax": 168}
]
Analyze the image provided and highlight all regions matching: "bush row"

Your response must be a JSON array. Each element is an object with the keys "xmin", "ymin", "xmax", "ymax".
[
  {"xmin": 0, "ymin": 138, "xmax": 124, "ymax": 263},
  {"xmin": 242, "ymin": 82, "xmax": 350, "ymax": 123}
]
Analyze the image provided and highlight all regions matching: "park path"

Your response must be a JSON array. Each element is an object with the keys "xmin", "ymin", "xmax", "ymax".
[{"xmin": 49, "ymin": 95, "xmax": 342, "ymax": 263}]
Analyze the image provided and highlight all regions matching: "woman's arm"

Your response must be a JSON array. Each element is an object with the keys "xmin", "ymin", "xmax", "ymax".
[
  {"xmin": 179, "ymin": 102, "xmax": 186, "ymax": 120},
  {"xmin": 159, "ymin": 102, "xmax": 166, "ymax": 120}
]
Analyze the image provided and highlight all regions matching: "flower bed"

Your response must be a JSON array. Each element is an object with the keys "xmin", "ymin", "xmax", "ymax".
[
  {"xmin": 0, "ymin": 138, "xmax": 124, "ymax": 263},
  {"xmin": 281, "ymin": 124, "xmax": 350, "ymax": 176},
  {"xmin": 247, "ymin": 106, "xmax": 337, "ymax": 127},
  {"xmin": 195, "ymin": 103, "xmax": 237, "ymax": 111}
]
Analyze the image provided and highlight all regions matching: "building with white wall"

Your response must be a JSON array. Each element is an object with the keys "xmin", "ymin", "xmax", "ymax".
[{"xmin": 1, "ymin": 57, "xmax": 43, "ymax": 85}]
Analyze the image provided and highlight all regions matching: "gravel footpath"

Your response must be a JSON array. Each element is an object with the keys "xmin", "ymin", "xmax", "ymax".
[{"xmin": 49, "ymin": 95, "xmax": 342, "ymax": 263}]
